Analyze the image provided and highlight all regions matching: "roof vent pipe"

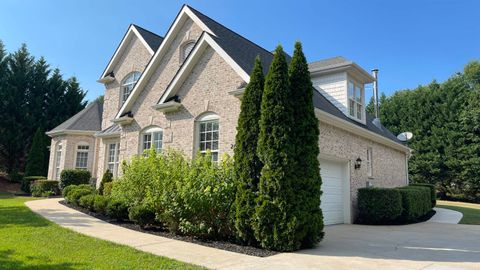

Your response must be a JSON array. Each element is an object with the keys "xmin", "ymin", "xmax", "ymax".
[{"xmin": 371, "ymin": 69, "xmax": 380, "ymax": 119}]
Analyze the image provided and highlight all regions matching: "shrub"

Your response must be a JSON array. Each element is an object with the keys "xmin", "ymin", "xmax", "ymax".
[
  {"xmin": 31, "ymin": 180, "xmax": 59, "ymax": 197},
  {"xmin": 79, "ymin": 194, "xmax": 95, "ymax": 211},
  {"xmin": 59, "ymin": 169, "xmax": 91, "ymax": 190},
  {"xmin": 103, "ymin": 182, "xmax": 113, "ymax": 197},
  {"xmin": 128, "ymin": 204, "xmax": 156, "ymax": 227},
  {"xmin": 397, "ymin": 186, "xmax": 432, "ymax": 222},
  {"xmin": 21, "ymin": 176, "xmax": 46, "ymax": 193},
  {"xmin": 93, "ymin": 195, "xmax": 109, "ymax": 214},
  {"xmin": 357, "ymin": 187, "xmax": 403, "ymax": 224},
  {"xmin": 106, "ymin": 199, "xmax": 129, "ymax": 221},
  {"xmin": 62, "ymin": 184, "xmax": 91, "ymax": 198},
  {"xmin": 99, "ymin": 170, "xmax": 113, "ymax": 195},
  {"xmin": 410, "ymin": 183, "xmax": 436, "ymax": 206},
  {"xmin": 8, "ymin": 171, "xmax": 24, "ymax": 183},
  {"xmin": 65, "ymin": 185, "xmax": 94, "ymax": 205}
]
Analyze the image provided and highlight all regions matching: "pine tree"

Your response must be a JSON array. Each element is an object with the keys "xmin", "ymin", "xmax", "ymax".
[
  {"xmin": 234, "ymin": 57, "xmax": 265, "ymax": 244},
  {"xmin": 253, "ymin": 45, "xmax": 297, "ymax": 251},
  {"xmin": 288, "ymin": 41, "xmax": 323, "ymax": 247},
  {"xmin": 25, "ymin": 127, "xmax": 47, "ymax": 176}
]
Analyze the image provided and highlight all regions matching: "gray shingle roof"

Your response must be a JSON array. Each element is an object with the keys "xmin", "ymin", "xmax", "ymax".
[
  {"xmin": 133, "ymin": 24, "xmax": 164, "ymax": 52},
  {"xmin": 308, "ymin": 56, "xmax": 353, "ymax": 71},
  {"xmin": 312, "ymin": 90, "xmax": 401, "ymax": 143},
  {"xmin": 47, "ymin": 100, "xmax": 103, "ymax": 134},
  {"xmin": 96, "ymin": 123, "xmax": 121, "ymax": 137}
]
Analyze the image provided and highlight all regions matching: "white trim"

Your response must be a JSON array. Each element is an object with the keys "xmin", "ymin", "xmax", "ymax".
[
  {"xmin": 99, "ymin": 25, "xmax": 155, "ymax": 81},
  {"xmin": 95, "ymin": 132, "xmax": 120, "ymax": 139},
  {"xmin": 115, "ymin": 6, "xmax": 221, "ymax": 119},
  {"xmin": 158, "ymin": 33, "xmax": 249, "ymax": 104},
  {"xmin": 315, "ymin": 108, "xmax": 410, "ymax": 153},
  {"xmin": 152, "ymin": 100, "xmax": 182, "ymax": 113},
  {"xmin": 74, "ymin": 142, "xmax": 90, "ymax": 170},
  {"xmin": 228, "ymin": 87, "xmax": 245, "ymax": 98},
  {"xmin": 112, "ymin": 116, "xmax": 134, "ymax": 125},
  {"xmin": 131, "ymin": 26, "xmax": 155, "ymax": 55}
]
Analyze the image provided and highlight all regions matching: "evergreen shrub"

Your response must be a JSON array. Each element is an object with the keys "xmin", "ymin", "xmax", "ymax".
[
  {"xmin": 59, "ymin": 169, "xmax": 91, "ymax": 190},
  {"xmin": 31, "ymin": 180, "xmax": 59, "ymax": 197}
]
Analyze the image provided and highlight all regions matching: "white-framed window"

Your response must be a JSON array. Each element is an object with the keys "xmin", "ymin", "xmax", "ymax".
[
  {"xmin": 181, "ymin": 41, "xmax": 195, "ymax": 63},
  {"xmin": 121, "ymin": 71, "xmax": 141, "ymax": 104},
  {"xmin": 75, "ymin": 143, "xmax": 89, "ymax": 170},
  {"xmin": 140, "ymin": 126, "xmax": 163, "ymax": 153},
  {"xmin": 197, "ymin": 113, "xmax": 219, "ymax": 162},
  {"xmin": 348, "ymin": 80, "xmax": 364, "ymax": 120},
  {"xmin": 107, "ymin": 142, "xmax": 120, "ymax": 177},
  {"xmin": 54, "ymin": 142, "xmax": 62, "ymax": 180},
  {"xmin": 367, "ymin": 147, "xmax": 373, "ymax": 178}
]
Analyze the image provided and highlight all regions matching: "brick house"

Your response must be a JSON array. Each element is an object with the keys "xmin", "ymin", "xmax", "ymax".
[{"xmin": 46, "ymin": 5, "xmax": 410, "ymax": 225}]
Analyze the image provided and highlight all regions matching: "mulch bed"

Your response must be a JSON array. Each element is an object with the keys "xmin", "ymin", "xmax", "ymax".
[{"xmin": 59, "ymin": 200, "xmax": 278, "ymax": 257}]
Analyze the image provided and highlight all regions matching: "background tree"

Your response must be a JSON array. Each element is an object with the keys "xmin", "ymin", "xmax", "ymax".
[
  {"xmin": 25, "ymin": 127, "xmax": 47, "ymax": 176},
  {"xmin": 0, "ymin": 41, "xmax": 87, "ymax": 174},
  {"xmin": 287, "ymin": 42, "xmax": 323, "ymax": 248},
  {"xmin": 234, "ymin": 57, "xmax": 264, "ymax": 244},
  {"xmin": 253, "ymin": 45, "xmax": 297, "ymax": 251}
]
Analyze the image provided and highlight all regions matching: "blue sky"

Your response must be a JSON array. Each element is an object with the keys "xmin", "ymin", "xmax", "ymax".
[{"xmin": 1, "ymin": 0, "xmax": 479, "ymax": 101}]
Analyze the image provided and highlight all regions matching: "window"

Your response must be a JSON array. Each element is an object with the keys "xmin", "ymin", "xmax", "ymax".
[
  {"xmin": 54, "ymin": 142, "xmax": 62, "ymax": 180},
  {"xmin": 197, "ymin": 113, "xmax": 219, "ymax": 162},
  {"xmin": 107, "ymin": 142, "xmax": 120, "ymax": 177},
  {"xmin": 140, "ymin": 126, "xmax": 163, "ymax": 153},
  {"xmin": 75, "ymin": 144, "xmax": 89, "ymax": 170},
  {"xmin": 348, "ymin": 80, "xmax": 364, "ymax": 120},
  {"xmin": 121, "ymin": 72, "xmax": 141, "ymax": 104},
  {"xmin": 367, "ymin": 147, "xmax": 373, "ymax": 178},
  {"xmin": 181, "ymin": 41, "xmax": 195, "ymax": 62}
]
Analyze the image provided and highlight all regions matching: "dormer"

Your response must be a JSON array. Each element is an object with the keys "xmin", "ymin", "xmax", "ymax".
[{"xmin": 309, "ymin": 56, "xmax": 374, "ymax": 125}]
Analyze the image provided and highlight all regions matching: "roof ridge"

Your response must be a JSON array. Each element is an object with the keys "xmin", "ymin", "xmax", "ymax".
[
  {"xmin": 132, "ymin": 24, "xmax": 163, "ymax": 38},
  {"xmin": 186, "ymin": 5, "xmax": 275, "ymax": 58}
]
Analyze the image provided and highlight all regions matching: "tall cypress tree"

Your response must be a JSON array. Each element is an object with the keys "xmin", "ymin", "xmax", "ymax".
[
  {"xmin": 253, "ymin": 45, "xmax": 297, "ymax": 251},
  {"xmin": 288, "ymin": 41, "xmax": 323, "ymax": 247},
  {"xmin": 234, "ymin": 57, "xmax": 265, "ymax": 244},
  {"xmin": 25, "ymin": 127, "xmax": 47, "ymax": 177}
]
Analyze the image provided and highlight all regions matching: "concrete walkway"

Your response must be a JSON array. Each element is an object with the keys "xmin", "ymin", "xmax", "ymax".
[
  {"xmin": 26, "ymin": 198, "xmax": 479, "ymax": 270},
  {"xmin": 428, "ymin": 207, "xmax": 463, "ymax": 224}
]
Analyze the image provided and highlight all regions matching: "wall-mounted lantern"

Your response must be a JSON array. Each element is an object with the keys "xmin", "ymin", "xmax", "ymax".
[{"xmin": 354, "ymin": 157, "xmax": 362, "ymax": 170}]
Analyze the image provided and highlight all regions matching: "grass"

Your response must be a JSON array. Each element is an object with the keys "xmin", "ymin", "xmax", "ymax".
[
  {"xmin": 437, "ymin": 200, "xmax": 480, "ymax": 225},
  {"xmin": 0, "ymin": 193, "xmax": 204, "ymax": 270}
]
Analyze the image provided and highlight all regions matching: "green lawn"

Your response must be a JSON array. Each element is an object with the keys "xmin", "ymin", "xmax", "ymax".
[
  {"xmin": 0, "ymin": 193, "xmax": 203, "ymax": 270},
  {"xmin": 437, "ymin": 200, "xmax": 480, "ymax": 225}
]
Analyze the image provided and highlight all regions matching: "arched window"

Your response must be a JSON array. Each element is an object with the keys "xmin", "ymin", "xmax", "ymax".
[
  {"xmin": 54, "ymin": 142, "xmax": 62, "ymax": 180},
  {"xmin": 75, "ymin": 142, "xmax": 89, "ymax": 170},
  {"xmin": 121, "ymin": 71, "xmax": 141, "ymax": 104},
  {"xmin": 181, "ymin": 41, "xmax": 196, "ymax": 63},
  {"xmin": 196, "ymin": 112, "xmax": 219, "ymax": 161},
  {"xmin": 140, "ymin": 126, "xmax": 163, "ymax": 153}
]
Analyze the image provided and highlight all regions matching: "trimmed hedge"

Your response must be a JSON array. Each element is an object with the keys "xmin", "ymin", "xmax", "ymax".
[
  {"xmin": 22, "ymin": 176, "xmax": 46, "ymax": 193},
  {"xmin": 64, "ymin": 185, "xmax": 95, "ymax": 205},
  {"xmin": 410, "ymin": 183, "xmax": 436, "ymax": 206},
  {"xmin": 59, "ymin": 169, "xmax": 91, "ymax": 190},
  {"xmin": 128, "ymin": 204, "xmax": 156, "ymax": 227},
  {"xmin": 79, "ymin": 194, "xmax": 95, "ymax": 211},
  {"xmin": 93, "ymin": 195, "xmax": 109, "ymax": 214},
  {"xmin": 396, "ymin": 186, "xmax": 432, "ymax": 222},
  {"xmin": 357, "ymin": 188, "xmax": 403, "ymax": 224},
  {"xmin": 31, "ymin": 180, "xmax": 60, "ymax": 197},
  {"xmin": 106, "ymin": 199, "xmax": 128, "ymax": 221}
]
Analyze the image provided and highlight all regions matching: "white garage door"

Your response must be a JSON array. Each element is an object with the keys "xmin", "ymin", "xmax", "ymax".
[{"xmin": 320, "ymin": 159, "xmax": 347, "ymax": 225}]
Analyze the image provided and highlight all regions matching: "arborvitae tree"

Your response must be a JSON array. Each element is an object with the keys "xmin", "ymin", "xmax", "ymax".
[
  {"xmin": 234, "ymin": 57, "xmax": 265, "ymax": 244},
  {"xmin": 253, "ymin": 45, "xmax": 297, "ymax": 251},
  {"xmin": 288, "ymin": 41, "xmax": 323, "ymax": 248},
  {"xmin": 25, "ymin": 127, "xmax": 47, "ymax": 177}
]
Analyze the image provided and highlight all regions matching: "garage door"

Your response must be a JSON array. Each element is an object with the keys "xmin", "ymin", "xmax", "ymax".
[{"xmin": 320, "ymin": 159, "xmax": 347, "ymax": 225}]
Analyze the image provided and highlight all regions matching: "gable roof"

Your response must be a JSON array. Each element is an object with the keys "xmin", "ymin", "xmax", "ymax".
[
  {"xmin": 46, "ymin": 100, "xmax": 103, "ymax": 136},
  {"xmin": 133, "ymin": 24, "xmax": 164, "ymax": 52},
  {"xmin": 99, "ymin": 24, "xmax": 163, "ymax": 80}
]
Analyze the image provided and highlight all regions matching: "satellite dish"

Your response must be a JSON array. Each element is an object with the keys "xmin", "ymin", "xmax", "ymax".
[{"xmin": 397, "ymin": 132, "xmax": 413, "ymax": 142}]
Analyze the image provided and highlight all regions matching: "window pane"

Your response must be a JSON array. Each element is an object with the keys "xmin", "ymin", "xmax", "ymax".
[
  {"xmin": 212, "ymin": 141, "xmax": 218, "ymax": 150},
  {"xmin": 357, "ymin": 104, "xmax": 362, "ymax": 120},
  {"xmin": 200, "ymin": 123, "xmax": 206, "ymax": 132},
  {"xmin": 355, "ymin": 85, "xmax": 362, "ymax": 102},
  {"xmin": 211, "ymin": 152, "xmax": 218, "ymax": 162},
  {"xmin": 348, "ymin": 81, "xmax": 354, "ymax": 98},
  {"xmin": 349, "ymin": 100, "xmax": 355, "ymax": 116}
]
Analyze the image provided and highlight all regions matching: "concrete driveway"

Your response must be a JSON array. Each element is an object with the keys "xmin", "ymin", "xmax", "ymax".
[
  {"xmin": 247, "ymin": 222, "xmax": 480, "ymax": 270},
  {"xmin": 27, "ymin": 199, "xmax": 479, "ymax": 270}
]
